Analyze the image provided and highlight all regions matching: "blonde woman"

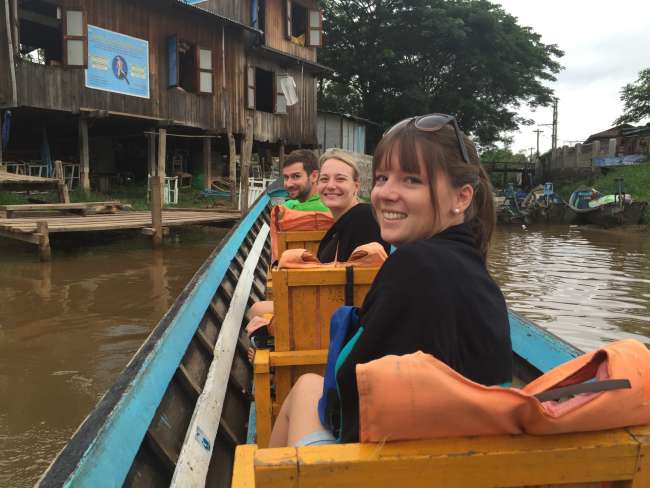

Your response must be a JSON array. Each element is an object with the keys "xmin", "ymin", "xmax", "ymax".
[{"xmin": 316, "ymin": 149, "xmax": 388, "ymax": 262}]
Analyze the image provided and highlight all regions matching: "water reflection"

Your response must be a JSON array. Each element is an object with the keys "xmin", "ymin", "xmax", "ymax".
[
  {"xmin": 0, "ymin": 227, "xmax": 228, "ymax": 487},
  {"xmin": 490, "ymin": 225, "xmax": 650, "ymax": 351}
]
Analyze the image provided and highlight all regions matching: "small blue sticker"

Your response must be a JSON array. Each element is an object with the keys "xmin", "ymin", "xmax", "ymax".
[{"xmin": 195, "ymin": 426, "xmax": 211, "ymax": 451}]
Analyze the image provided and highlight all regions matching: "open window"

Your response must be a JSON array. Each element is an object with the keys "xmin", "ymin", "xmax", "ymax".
[
  {"xmin": 254, "ymin": 67, "xmax": 274, "ymax": 113},
  {"xmin": 251, "ymin": 0, "xmax": 266, "ymax": 32},
  {"xmin": 246, "ymin": 65, "xmax": 256, "ymax": 109},
  {"xmin": 285, "ymin": 1, "xmax": 322, "ymax": 47},
  {"xmin": 168, "ymin": 37, "xmax": 214, "ymax": 95},
  {"xmin": 17, "ymin": 1, "xmax": 62, "ymax": 65}
]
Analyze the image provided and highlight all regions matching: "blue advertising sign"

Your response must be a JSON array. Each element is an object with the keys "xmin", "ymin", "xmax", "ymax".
[
  {"xmin": 85, "ymin": 25, "xmax": 150, "ymax": 99},
  {"xmin": 544, "ymin": 182, "xmax": 554, "ymax": 196}
]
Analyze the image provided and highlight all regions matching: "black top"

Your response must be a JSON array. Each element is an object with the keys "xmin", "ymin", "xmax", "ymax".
[
  {"xmin": 317, "ymin": 203, "xmax": 389, "ymax": 263},
  {"xmin": 335, "ymin": 223, "xmax": 512, "ymax": 442}
]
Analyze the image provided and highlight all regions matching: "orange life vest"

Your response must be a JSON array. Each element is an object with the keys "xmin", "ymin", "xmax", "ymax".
[
  {"xmin": 277, "ymin": 242, "xmax": 388, "ymax": 269},
  {"xmin": 270, "ymin": 205, "xmax": 333, "ymax": 261},
  {"xmin": 357, "ymin": 339, "xmax": 650, "ymax": 443}
]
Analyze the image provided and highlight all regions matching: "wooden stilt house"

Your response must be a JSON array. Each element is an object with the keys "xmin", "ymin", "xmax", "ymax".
[{"xmin": 0, "ymin": 0, "xmax": 328, "ymax": 191}]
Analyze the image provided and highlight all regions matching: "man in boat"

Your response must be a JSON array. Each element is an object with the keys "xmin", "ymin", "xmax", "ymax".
[{"xmin": 282, "ymin": 149, "xmax": 330, "ymax": 212}]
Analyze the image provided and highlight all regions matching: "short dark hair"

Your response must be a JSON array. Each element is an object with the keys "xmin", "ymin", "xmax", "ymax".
[{"xmin": 283, "ymin": 149, "xmax": 319, "ymax": 174}]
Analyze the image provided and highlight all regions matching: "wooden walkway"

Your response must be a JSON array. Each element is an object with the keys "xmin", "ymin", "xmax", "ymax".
[
  {"xmin": 0, "ymin": 209, "xmax": 240, "ymax": 259},
  {"xmin": 0, "ymin": 171, "xmax": 62, "ymax": 190}
]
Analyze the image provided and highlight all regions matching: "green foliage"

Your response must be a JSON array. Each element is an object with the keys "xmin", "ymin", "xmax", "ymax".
[
  {"xmin": 319, "ymin": 0, "xmax": 563, "ymax": 146},
  {"xmin": 615, "ymin": 68, "xmax": 650, "ymax": 125},
  {"xmin": 480, "ymin": 147, "xmax": 528, "ymax": 163}
]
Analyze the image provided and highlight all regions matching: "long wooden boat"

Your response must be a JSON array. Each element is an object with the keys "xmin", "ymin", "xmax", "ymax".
[
  {"xmin": 568, "ymin": 187, "xmax": 647, "ymax": 227},
  {"xmin": 40, "ymin": 188, "xmax": 605, "ymax": 487}
]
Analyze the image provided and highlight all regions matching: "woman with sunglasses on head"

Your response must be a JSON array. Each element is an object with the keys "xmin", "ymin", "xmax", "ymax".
[{"xmin": 268, "ymin": 115, "xmax": 512, "ymax": 447}]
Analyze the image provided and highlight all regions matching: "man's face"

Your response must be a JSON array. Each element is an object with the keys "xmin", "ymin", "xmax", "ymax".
[{"xmin": 282, "ymin": 162, "xmax": 317, "ymax": 201}]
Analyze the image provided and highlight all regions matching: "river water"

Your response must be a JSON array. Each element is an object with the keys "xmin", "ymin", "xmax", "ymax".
[{"xmin": 2, "ymin": 224, "xmax": 650, "ymax": 486}]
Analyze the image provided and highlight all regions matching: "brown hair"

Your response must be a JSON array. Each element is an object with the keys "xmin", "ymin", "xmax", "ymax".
[
  {"xmin": 372, "ymin": 123, "xmax": 495, "ymax": 261},
  {"xmin": 283, "ymin": 149, "xmax": 319, "ymax": 174},
  {"xmin": 319, "ymin": 149, "xmax": 360, "ymax": 181}
]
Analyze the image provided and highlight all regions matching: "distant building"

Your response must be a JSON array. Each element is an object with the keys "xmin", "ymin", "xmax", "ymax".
[{"xmin": 317, "ymin": 111, "xmax": 379, "ymax": 155}]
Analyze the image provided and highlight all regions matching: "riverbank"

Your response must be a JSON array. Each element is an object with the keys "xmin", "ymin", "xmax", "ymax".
[{"xmin": 555, "ymin": 163, "xmax": 650, "ymax": 221}]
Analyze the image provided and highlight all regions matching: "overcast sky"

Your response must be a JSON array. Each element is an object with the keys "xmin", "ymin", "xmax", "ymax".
[{"xmin": 494, "ymin": 0, "xmax": 650, "ymax": 156}]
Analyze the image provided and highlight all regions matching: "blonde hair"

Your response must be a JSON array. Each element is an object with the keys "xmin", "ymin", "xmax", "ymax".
[{"xmin": 319, "ymin": 149, "xmax": 360, "ymax": 181}]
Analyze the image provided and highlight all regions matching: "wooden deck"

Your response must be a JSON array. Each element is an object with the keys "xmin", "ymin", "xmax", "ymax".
[
  {"xmin": 0, "ymin": 171, "xmax": 62, "ymax": 190},
  {"xmin": 0, "ymin": 209, "xmax": 240, "ymax": 259}
]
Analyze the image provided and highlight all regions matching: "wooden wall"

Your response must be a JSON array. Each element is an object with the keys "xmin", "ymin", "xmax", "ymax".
[
  {"xmin": 250, "ymin": 54, "xmax": 317, "ymax": 145},
  {"xmin": 5, "ymin": 0, "xmax": 319, "ymax": 145},
  {"xmin": 264, "ymin": 0, "xmax": 318, "ymax": 62},
  {"xmin": 206, "ymin": 0, "xmax": 249, "ymax": 25}
]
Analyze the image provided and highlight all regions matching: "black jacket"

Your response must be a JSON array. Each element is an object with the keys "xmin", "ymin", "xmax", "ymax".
[
  {"xmin": 317, "ymin": 203, "xmax": 389, "ymax": 263},
  {"xmin": 335, "ymin": 223, "xmax": 512, "ymax": 442}
]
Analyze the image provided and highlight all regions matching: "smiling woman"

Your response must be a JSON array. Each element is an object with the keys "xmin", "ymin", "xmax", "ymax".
[{"xmin": 316, "ymin": 150, "xmax": 389, "ymax": 262}]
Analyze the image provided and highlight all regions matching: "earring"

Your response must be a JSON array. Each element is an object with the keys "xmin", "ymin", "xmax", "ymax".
[{"xmin": 453, "ymin": 208, "xmax": 460, "ymax": 214}]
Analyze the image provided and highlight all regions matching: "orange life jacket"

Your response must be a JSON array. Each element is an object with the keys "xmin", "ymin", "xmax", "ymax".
[
  {"xmin": 277, "ymin": 242, "xmax": 388, "ymax": 269},
  {"xmin": 270, "ymin": 205, "xmax": 333, "ymax": 261},
  {"xmin": 357, "ymin": 339, "xmax": 650, "ymax": 443}
]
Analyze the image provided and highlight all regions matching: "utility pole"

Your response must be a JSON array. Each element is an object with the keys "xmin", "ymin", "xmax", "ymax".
[
  {"xmin": 551, "ymin": 98, "xmax": 558, "ymax": 152},
  {"xmin": 533, "ymin": 129, "xmax": 544, "ymax": 158},
  {"xmin": 528, "ymin": 147, "xmax": 534, "ymax": 162}
]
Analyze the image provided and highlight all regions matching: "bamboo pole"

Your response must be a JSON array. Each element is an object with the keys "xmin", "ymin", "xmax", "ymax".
[
  {"xmin": 151, "ymin": 128, "xmax": 166, "ymax": 246},
  {"xmin": 228, "ymin": 132, "xmax": 237, "ymax": 208},
  {"xmin": 79, "ymin": 118, "xmax": 90, "ymax": 192},
  {"xmin": 240, "ymin": 118, "xmax": 254, "ymax": 213},
  {"xmin": 203, "ymin": 136, "xmax": 211, "ymax": 190},
  {"xmin": 37, "ymin": 221, "xmax": 51, "ymax": 261}
]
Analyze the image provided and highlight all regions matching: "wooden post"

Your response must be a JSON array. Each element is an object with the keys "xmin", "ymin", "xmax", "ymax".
[
  {"xmin": 54, "ymin": 160, "xmax": 69, "ymax": 203},
  {"xmin": 79, "ymin": 118, "xmax": 90, "ymax": 192},
  {"xmin": 0, "ymin": 112, "xmax": 3, "ymax": 169},
  {"xmin": 148, "ymin": 131, "xmax": 156, "ymax": 176},
  {"xmin": 37, "ymin": 221, "xmax": 51, "ymax": 261},
  {"xmin": 240, "ymin": 118, "xmax": 254, "ymax": 213},
  {"xmin": 151, "ymin": 175, "xmax": 163, "ymax": 247},
  {"xmin": 150, "ymin": 128, "xmax": 167, "ymax": 246},
  {"xmin": 279, "ymin": 141, "xmax": 285, "ymax": 175},
  {"xmin": 228, "ymin": 132, "xmax": 237, "ymax": 208},
  {"xmin": 203, "ymin": 136, "xmax": 211, "ymax": 190}
]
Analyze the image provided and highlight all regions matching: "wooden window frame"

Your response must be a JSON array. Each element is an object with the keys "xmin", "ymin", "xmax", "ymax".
[
  {"xmin": 307, "ymin": 9, "xmax": 323, "ymax": 47},
  {"xmin": 285, "ymin": 0, "xmax": 292, "ymax": 40},
  {"xmin": 196, "ymin": 46, "xmax": 214, "ymax": 96},
  {"xmin": 62, "ymin": 9, "xmax": 87, "ymax": 68},
  {"xmin": 246, "ymin": 64, "xmax": 256, "ymax": 110}
]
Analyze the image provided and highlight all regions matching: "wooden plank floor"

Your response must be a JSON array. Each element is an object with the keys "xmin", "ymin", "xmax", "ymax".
[{"xmin": 0, "ymin": 210, "xmax": 240, "ymax": 234}]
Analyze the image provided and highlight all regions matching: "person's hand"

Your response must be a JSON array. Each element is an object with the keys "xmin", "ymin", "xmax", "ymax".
[
  {"xmin": 245, "ymin": 315, "xmax": 270, "ymax": 337},
  {"xmin": 248, "ymin": 346, "xmax": 256, "ymax": 364}
]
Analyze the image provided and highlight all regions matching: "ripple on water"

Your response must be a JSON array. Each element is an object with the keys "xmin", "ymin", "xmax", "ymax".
[{"xmin": 491, "ymin": 225, "xmax": 650, "ymax": 351}]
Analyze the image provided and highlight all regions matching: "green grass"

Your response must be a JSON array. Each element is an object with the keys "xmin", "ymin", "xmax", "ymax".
[
  {"xmin": 0, "ymin": 183, "xmax": 235, "ymax": 210},
  {"xmin": 555, "ymin": 162, "xmax": 650, "ymax": 221}
]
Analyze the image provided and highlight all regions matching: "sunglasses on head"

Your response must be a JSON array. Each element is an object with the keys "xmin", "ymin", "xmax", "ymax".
[{"xmin": 383, "ymin": 113, "xmax": 471, "ymax": 164}]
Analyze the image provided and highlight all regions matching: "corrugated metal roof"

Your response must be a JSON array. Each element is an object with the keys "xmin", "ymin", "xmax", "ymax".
[
  {"xmin": 318, "ymin": 110, "xmax": 380, "ymax": 127},
  {"xmin": 172, "ymin": 1, "xmax": 263, "ymax": 35},
  {"xmin": 254, "ymin": 45, "xmax": 333, "ymax": 74}
]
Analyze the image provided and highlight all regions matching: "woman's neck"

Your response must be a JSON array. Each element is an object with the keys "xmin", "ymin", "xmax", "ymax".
[{"xmin": 331, "ymin": 199, "xmax": 359, "ymax": 222}]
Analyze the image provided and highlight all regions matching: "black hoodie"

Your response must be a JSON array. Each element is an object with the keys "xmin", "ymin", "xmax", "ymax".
[{"xmin": 335, "ymin": 223, "xmax": 512, "ymax": 442}]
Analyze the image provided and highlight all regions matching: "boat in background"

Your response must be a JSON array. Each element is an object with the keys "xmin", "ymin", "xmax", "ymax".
[
  {"xmin": 495, "ymin": 185, "xmax": 527, "ymax": 225},
  {"xmin": 568, "ymin": 178, "xmax": 647, "ymax": 227},
  {"xmin": 520, "ymin": 183, "xmax": 573, "ymax": 224}
]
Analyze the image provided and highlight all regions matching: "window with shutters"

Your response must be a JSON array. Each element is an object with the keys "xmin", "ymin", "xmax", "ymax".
[
  {"xmin": 168, "ymin": 37, "xmax": 214, "ymax": 95},
  {"xmin": 17, "ymin": 2, "xmax": 87, "ymax": 67},
  {"xmin": 286, "ymin": 2, "xmax": 322, "ymax": 48}
]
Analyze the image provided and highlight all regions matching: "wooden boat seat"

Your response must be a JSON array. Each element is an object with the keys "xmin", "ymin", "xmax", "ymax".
[
  {"xmin": 266, "ymin": 229, "xmax": 329, "ymax": 300},
  {"xmin": 253, "ymin": 266, "xmax": 379, "ymax": 447},
  {"xmin": 233, "ymin": 424, "xmax": 650, "ymax": 487}
]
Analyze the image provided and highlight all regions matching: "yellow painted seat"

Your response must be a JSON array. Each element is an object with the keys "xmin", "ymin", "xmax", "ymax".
[
  {"xmin": 253, "ymin": 266, "xmax": 379, "ymax": 448},
  {"xmin": 233, "ymin": 425, "xmax": 650, "ymax": 487}
]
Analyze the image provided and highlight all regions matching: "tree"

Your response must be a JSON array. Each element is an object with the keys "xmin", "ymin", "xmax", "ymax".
[
  {"xmin": 319, "ymin": 0, "xmax": 563, "ymax": 146},
  {"xmin": 615, "ymin": 68, "xmax": 650, "ymax": 125}
]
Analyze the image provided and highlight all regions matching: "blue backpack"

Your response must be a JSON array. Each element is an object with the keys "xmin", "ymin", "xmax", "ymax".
[{"xmin": 317, "ymin": 306, "xmax": 364, "ymax": 439}]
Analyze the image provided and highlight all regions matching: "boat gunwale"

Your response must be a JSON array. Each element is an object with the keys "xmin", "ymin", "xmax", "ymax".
[{"xmin": 38, "ymin": 194, "xmax": 271, "ymax": 488}]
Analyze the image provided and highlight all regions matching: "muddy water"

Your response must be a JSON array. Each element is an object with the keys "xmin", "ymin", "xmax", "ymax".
[
  {"xmin": 0, "ymin": 227, "xmax": 229, "ymax": 488},
  {"xmin": 490, "ymin": 225, "xmax": 650, "ymax": 351},
  {"xmin": 2, "ymin": 225, "xmax": 650, "ymax": 486}
]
